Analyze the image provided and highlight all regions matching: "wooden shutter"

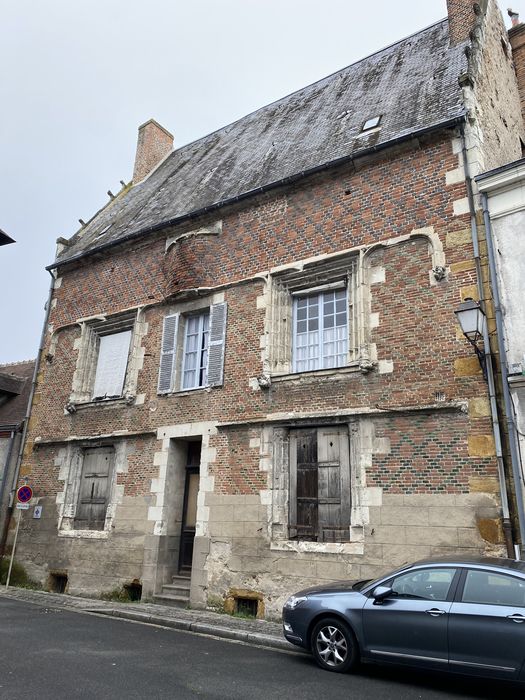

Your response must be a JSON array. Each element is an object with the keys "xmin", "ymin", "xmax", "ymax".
[
  {"xmin": 92, "ymin": 330, "xmax": 132, "ymax": 399},
  {"xmin": 158, "ymin": 314, "xmax": 179, "ymax": 394},
  {"xmin": 289, "ymin": 426, "xmax": 350, "ymax": 542},
  {"xmin": 290, "ymin": 430, "xmax": 318, "ymax": 541},
  {"xmin": 207, "ymin": 302, "xmax": 227, "ymax": 387},
  {"xmin": 75, "ymin": 447, "xmax": 114, "ymax": 530},
  {"xmin": 317, "ymin": 427, "xmax": 350, "ymax": 542}
]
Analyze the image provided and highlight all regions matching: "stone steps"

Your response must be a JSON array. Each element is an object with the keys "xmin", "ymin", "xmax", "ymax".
[{"xmin": 153, "ymin": 574, "xmax": 191, "ymax": 609}]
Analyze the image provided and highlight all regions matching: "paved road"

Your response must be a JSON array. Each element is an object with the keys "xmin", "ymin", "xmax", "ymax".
[{"xmin": 0, "ymin": 598, "xmax": 521, "ymax": 700}]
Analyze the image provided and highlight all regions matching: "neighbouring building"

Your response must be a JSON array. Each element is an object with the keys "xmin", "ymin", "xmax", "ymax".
[
  {"xmin": 0, "ymin": 361, "xmax": 35, "ymax": 559},
  {"xmin": 476, "ymin": 157, "xmax": 525, "ymax": 549},
  {"xmin": 10, "ymin": 1, "xmax": 525, "ymax": 615}
]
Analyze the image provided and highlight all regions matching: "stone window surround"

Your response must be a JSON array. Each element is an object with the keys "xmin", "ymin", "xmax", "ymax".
[
  {"xmin": 259, "ymin": 416, "xmax": 385, "ymax": 556},
  {"xmin": 56, "ymin": 439, "xmax": 130, "ymax": 538},
  {"xmin": 257, "ymin": 228, "xmax": 448, "ymax": 385},
  {"xmin": 68, "ymin": 309, "xmax": 148, "ymax": 408}
]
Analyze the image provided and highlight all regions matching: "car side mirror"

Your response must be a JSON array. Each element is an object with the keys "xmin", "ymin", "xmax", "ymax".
[{"xmin": 372, "ymin": 585, "xmax": 393, "ymax": 605}]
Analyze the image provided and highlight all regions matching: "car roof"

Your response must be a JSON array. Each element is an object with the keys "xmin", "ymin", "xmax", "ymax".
[{"xmin": 408, "ymin": 556, "xmax": 525, "ymax": 575}]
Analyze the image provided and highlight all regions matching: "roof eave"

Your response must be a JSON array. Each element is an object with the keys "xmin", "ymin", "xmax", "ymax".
[{"xmin": 48, "ymin": 114, "xmax": 466, "ymax": 272}]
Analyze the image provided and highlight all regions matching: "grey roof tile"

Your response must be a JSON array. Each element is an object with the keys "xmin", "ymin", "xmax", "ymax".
[{"xmin": 55, "ymin": 19, "xmax": 466, "ymax": 267}]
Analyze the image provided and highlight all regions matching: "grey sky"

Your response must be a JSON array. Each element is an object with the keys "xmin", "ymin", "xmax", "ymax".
[{"xmin": 0, "ymin": 0, "xmax": 512, "ymax": 364}]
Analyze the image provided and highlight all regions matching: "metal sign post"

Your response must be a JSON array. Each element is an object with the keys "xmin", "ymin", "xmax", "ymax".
[{"xmin": 6, "ymin": 485, "xmax": 33, "ymax": 589}]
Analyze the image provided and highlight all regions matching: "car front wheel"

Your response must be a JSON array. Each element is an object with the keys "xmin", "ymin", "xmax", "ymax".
[{"xmin": 310, "ymin": 617, "xmax": 358, "ymax": 673}]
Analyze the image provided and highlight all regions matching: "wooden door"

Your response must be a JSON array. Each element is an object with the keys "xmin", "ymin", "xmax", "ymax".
[
  {"xmin": 178, "ymin": 442, "xmax": 201, "ymax": 573},
  {"xmin": 75, "ymin": 447, "xmax": 114, "ymax": 530}
]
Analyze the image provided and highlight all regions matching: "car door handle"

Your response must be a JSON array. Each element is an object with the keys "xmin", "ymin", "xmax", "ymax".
[
  {"xmin": 507, "ymin": 614, "xmax": 525, "ymax": 623},
  {"xmin": 425, "ymin": 608, "xmax": 446, "ymax": 616}
]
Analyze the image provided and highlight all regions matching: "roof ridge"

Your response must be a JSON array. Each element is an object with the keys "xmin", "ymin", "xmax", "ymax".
[{"xmin": 0, "ymin": 359, "xmax": 35, "ymax": 368}]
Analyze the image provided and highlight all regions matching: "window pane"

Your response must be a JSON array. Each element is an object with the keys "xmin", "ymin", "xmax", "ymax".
[
  {"xmin": 391, "ymin": 568, "xmax": 456, "ymax": 601},
  {"xmin": 462, "ymin": 570, "xmax": 525, "ymax": 607},
  {"xmin": 182, "ymin": 311, "xmax": 210, "ymax": 389}
]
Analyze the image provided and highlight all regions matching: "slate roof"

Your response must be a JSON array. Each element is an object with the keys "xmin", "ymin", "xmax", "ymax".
[
  {"xmin": 0, "ymin": 360, "xmax": 35, "ymax": 427},
  {"xmin": 53, "ymin": 19, "xmax": 467, "ymax": 268}
]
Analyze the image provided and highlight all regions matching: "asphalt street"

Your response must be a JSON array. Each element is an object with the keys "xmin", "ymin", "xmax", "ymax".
[{"xmin": 0, "ymin": 597, "xmax": 521, "ymax": 700}]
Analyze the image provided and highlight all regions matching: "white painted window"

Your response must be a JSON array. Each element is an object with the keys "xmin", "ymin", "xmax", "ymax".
[
  {"xmin": 70, "ymin": 312, "xmax": 140, "ymax": 405},
  {"xmin": 182, "ymin": 312, "xmax": 210, "ymax": 389},
  {"xmin": 293, "ymin": 288, "xmax": 348, "ymax": 372},
  {"xmin": 92, "ymin": 331, "xmax": 132, "ymax": 399},
  {"xmin": 158, "ymin": 302, "xmax": 227, "ymax": 394},
  {"xmin": 267, "ymin": 255, "xmax": 358, "ymax": 376}
]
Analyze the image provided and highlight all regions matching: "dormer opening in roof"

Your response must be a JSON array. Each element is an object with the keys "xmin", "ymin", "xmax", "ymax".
[
  {"xmin": 132, "ymin": 119, "xmax": 174, "ymax": 185},
  {"xmin": 361, "ymin": 115, "xmax": 382, "ymax": 132}
]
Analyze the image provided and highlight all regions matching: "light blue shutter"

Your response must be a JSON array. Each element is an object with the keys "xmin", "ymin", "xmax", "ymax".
[
  {"xmin": 158, "ymin": 314, "xmax": 179, "ymax": 393},
  {"xmin": 207, "ymin": 302, "xmax": 227, "ymax": 387}
]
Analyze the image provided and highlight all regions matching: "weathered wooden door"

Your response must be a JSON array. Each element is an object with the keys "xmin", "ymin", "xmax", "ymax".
[
  {"xmin": 178, "ymin": 442, "xmax": 201, "ymax": 574},
  {"xmin": 289, "ymin": 427, "xmax": 350, "ymax": 542},
  {"xmin": 75, "ymin": 447, "xmax": 114, "ymax": 530}
]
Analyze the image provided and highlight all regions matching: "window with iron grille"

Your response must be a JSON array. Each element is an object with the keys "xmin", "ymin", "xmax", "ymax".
[{"xmin": 289, "ymin": 426, "xmax": 351, "ymax": 542}]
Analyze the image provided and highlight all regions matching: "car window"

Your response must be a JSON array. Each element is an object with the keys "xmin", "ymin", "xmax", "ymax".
[
  {"xmin": 462, "ymin": 570, "xmax": 525, "ymax": 607},
  {"xmin": 390, "ymin": 568, "xmax": 456, "ymax": 601}
]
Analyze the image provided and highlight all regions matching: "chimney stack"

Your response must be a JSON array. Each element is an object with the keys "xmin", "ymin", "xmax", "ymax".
[
  {"xmin": 446, "ymin": 0, "xmax": 481, "ymax": 46},
  {"xmin": 508, "ymin": 8, "xmax": 521, "ymax": 27},
  {"xmin": 132, "ymin": 119, "xmax": 174, "ymax": 184}
]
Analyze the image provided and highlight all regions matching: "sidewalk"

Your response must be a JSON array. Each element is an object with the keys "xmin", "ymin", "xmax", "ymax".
[{"xmin": 0, "ymin": 586, "xmax": 296, "ymax": 653}]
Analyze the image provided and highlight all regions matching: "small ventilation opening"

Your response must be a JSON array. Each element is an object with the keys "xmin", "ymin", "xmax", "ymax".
[
  {"xmin": 49, "ymin": 572, "xmax": 68, "ymax": 594},
  {"xmin": 124, "ymin": 580, "xmax": 143, "ymax": 602},
  {"xmin": 235, "ymin": 597, "xmax": 258, "ymax": 618}
]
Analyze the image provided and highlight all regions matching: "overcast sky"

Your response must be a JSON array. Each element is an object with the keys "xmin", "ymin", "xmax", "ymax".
[{"xmin": 0, "ymin": 1, "xmax": 515, "ymax": 364}]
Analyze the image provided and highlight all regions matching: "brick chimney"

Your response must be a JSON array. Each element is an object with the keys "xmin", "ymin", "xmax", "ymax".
[
  {"xmin": 447, "ymin": 0, "xmax": 481, "ymax": 45},
  {"xmin": 132, "ymin": 119, "xmax": 174, "ymax": 184}
]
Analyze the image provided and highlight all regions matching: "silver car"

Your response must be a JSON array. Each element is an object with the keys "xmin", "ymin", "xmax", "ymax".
[{"xmin": 282, "ymin": 557, "xmax": 525, "ymax": 680}]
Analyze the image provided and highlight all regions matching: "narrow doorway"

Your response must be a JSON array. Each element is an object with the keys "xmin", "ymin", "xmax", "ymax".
[{"xmin": 178, "ymin": 440, "xmax": 201, "ymax": 574}]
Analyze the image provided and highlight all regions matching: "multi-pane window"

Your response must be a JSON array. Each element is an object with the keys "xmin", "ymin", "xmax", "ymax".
[
  {"xmin": 158, "ymin": 302, "xmax": 227, "ymax": 394},
  {"xmin": 293, "ymin": 288, "xmax": 348, "ymax": 372},
  {"xmin": 182, "ymin": 312, "xmax": 210, "ymax": 389}
]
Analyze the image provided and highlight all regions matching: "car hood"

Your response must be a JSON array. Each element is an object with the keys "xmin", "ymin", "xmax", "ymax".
[{"xmin": 293, "ymin": 580, "xmax": 363, "ymax": 596}]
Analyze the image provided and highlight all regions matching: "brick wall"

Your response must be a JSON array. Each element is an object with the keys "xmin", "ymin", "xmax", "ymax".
[{"xmin": 15, "ymin": 129, "xmax": 504, "ymax": 605}]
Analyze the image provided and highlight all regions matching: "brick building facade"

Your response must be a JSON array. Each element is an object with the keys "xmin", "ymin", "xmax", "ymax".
[{"xmin": 11, "ymin": 1, "xmax": 525, "ymax": 615}]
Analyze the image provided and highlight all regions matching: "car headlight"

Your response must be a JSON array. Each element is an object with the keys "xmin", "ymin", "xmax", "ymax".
[{"xmin": 284, "ymin": 595, "xmax": 308, "ymax": 610}]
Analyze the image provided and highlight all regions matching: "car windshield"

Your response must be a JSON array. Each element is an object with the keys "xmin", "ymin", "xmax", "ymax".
[{"xmin": 351, "ymin": 579, "xmax": 372, "ymax": 591}]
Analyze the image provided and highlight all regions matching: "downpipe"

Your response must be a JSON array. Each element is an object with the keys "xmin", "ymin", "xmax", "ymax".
[{"xmin": 460, "ymin": 126, "xmax": 514, "ymax": 557}]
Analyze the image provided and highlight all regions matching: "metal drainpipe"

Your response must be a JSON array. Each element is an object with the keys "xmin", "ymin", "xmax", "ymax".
[
  {"xmin": 481, "ymin": 191, "xmax": 525, "ymax": 556},
  {"xmin": 459, "ymin": 125, "xmax": 514, "ymax": 557},
  {"xmin": 0, "ymin": 428, "xmax": 17, "ymax": 560},
  {"xmin": 0, "ymin": 271, "xmax": 55, "ymax": 562}
]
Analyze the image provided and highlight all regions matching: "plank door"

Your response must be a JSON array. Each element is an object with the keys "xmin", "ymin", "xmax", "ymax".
[{"xmin": 75, "ymin": 447, "xmax": 115, "ymax": 530}]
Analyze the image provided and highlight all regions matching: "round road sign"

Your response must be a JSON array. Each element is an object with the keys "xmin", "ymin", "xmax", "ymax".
[{"xmin": 16, "ymin": 485, "xmax": 33, "ymax": 503}]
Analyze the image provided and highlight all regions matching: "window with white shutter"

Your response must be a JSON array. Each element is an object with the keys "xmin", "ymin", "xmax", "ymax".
[
  {"xmin": 70, "ymin": 311, "xmax": 140, "ymax": 405},
  {"xmin": 158, "ymin": 314, "xmax": 179, "ymax": 394},
  {"xmin": 157, "ymin": 302, "xmax": 227, "ymax": 394},
  {"xmin": 92, "ymin": 331, "xmax": 132, "ymax": 399}
]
